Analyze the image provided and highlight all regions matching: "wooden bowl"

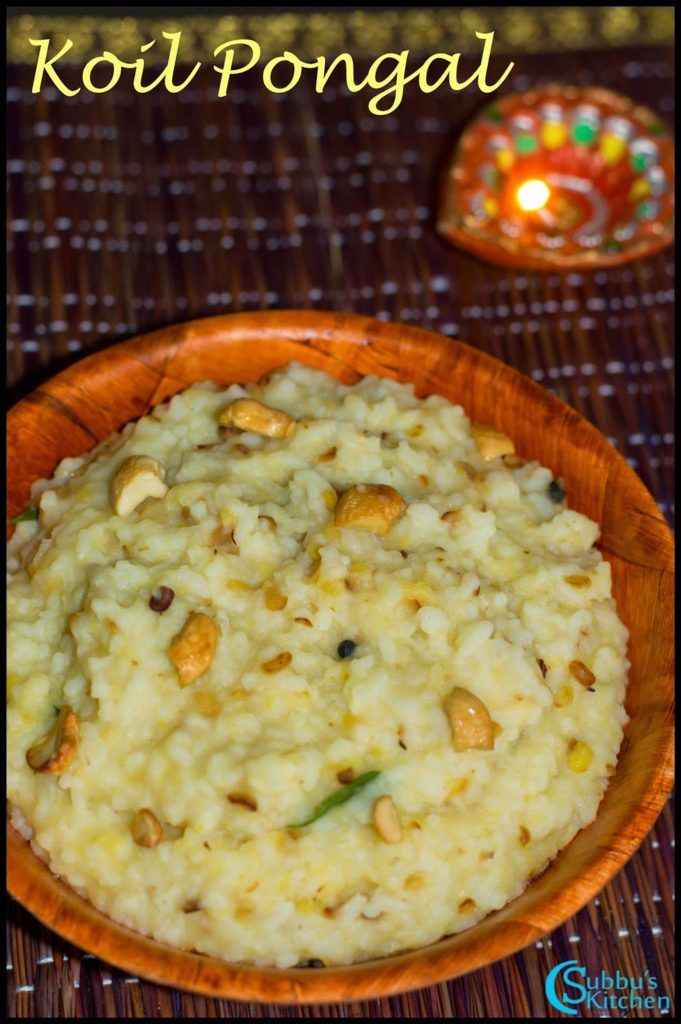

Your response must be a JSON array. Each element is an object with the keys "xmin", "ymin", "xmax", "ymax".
[{"xmin": 7, "ymin": 311, "xmax": 674, "ymax": 1003}]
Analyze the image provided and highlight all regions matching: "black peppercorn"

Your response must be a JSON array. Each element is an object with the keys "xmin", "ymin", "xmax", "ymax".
[
  {"xmin": 548, "ymin": 479, "xmax": 566, "ymax": 504},
  {"xmin": 337, "ymin": 639, "xmax": 357, "ymax": 659},
  {"xmin": 149, "ymin": 586, "xmax": 175, "ymax": 613}
]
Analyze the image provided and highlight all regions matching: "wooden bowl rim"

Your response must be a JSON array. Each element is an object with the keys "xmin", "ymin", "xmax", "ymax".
[{"xmin": 6, "ymin": 310, "xmax": 675, "ymax": 1003}]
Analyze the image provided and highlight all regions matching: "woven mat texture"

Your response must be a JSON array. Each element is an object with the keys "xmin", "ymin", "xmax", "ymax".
[{"xmin": 6, "ymin": 29, "xmax": 675, "ymax": 1020}]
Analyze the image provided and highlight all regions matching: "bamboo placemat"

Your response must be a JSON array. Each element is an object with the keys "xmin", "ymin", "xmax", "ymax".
[{"xmin": 6, "ymin": 25, "xmax": 675, "ymax": 1019}]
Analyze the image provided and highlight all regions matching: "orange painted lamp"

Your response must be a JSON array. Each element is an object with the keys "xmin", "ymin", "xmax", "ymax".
[{"xmin": 438, "ymin": 85, "xmax": 674, "ymax": 270}]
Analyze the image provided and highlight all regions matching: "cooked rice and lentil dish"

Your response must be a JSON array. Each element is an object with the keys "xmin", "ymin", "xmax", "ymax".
[{"xmin": 7, "ymin": 362, "xmax": 629, "ymax": 967}]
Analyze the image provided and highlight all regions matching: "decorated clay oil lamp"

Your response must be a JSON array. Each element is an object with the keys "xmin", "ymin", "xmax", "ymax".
[{"xmin": 438, "ymin": 85, "xmax": 674, "ymax": 270}]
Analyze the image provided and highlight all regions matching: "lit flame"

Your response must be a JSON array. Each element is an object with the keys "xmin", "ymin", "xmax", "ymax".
[{"xmin": 516, "ymin": 179, "xmax": 550, "ymax": 212}]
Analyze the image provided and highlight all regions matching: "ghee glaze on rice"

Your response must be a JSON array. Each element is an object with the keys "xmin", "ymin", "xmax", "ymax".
[{"xmin": 7, "ymin": 362, "xmax": 629, "ymax": 967}]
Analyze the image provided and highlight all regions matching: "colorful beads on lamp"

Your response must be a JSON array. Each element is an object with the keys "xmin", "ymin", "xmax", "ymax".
[
  {"xmin": 628, "ymin": 178, "xmax": 651, "ymax": 203},
  {"xmin": 600, "ymin": 116, "xmax": 634, "ymax": 165},
  {"xmin": 540, "ymin": 103, "xmax": 567, "ymax": 150},
  {"xmin": 630, "ymin": 138, "xmax": 658, "ymax": 174},
  {"xmin": 510, "ymin": 113, "xmax": 539, "ymax": 155},
  {"xmin": 571, "ymin": 105, "xmax": 601, "ymax": 146},
  {"xmin": 489, "ymin": 135, "xmax": 514, "ymax": 173}
]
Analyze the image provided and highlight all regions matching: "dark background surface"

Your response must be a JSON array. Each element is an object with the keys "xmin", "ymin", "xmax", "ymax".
[{"xmin": 6, "ymin": 9, "xmax": 675, "ymax": 1018}]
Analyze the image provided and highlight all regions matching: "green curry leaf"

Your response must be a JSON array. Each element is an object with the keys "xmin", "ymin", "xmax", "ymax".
[
  {"xmin": 287, "ymin": 771, "xmax": 381, "ymax": 829},
  {"xmin": 8, "ymin": 507, "xmax": 39, "ymax": 523}
]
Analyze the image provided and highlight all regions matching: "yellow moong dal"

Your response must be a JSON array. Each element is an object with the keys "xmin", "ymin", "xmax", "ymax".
[{"xmin": 7, "ymin": 363, "xmax": 628, "ymax": 967}]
